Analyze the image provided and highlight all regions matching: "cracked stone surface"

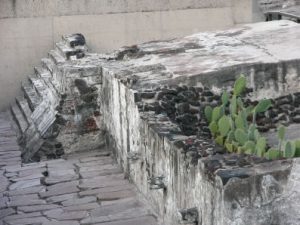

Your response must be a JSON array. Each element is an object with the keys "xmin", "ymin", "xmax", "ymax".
[{"xmin": 0, "ymin": 113, "xmax": 157, "ymax": 225}]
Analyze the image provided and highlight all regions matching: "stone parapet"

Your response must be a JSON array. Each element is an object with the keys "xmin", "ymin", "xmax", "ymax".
[{"xmin": 100, "ymin": 20, "xmax": 300, "ymax": 225}]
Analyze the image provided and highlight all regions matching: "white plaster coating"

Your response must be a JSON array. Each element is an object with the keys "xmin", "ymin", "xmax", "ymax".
[
  {"xmin": 99, "ymin": 21, "xmax": 300, "ymax": 225},
  {"xmin": 102, "ymin": 20, "xmax": 300, "ymax": 100}
]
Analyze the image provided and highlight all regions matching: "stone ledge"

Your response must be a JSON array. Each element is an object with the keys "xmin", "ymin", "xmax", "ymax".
[{"xmin": 100, "ymin": 20, "xmax": 300, "ymax": 225}]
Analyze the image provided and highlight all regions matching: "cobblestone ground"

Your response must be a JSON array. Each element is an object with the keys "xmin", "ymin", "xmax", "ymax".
[{"xmin": 0, "ymin": 113, "xmax": 157, "ymax": 225}]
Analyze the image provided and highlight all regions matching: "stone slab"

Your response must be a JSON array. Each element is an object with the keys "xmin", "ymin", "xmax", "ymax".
[
  {"xmin": 44, "ymin": 174, "xmax": 79, "ymax": 185},
  {"xmin": 79, "ymin": 168, "xmax": 122, "ymax": 179},
  {"xmin": 94, "ymin": 216, "xmax": 157, "ymax": 225},
  {"xmin": 61, "ymin": 196, "xmax": 97, "ymax": 206},
  {"xmin": 78, "ymin": 184, "xmax": 134, "ymax": 197},
  {"xmin": 44, "ymin": 208, "xmax": 88, "ymax": 220},
  {"xmin": 7, "ymin": 185, "xmax": 45, "ymax": 196},
  {"xmin": 0, "ymin": 196, "xmax": 9, "ymax": 209},
  {"xmin": 63, "ymin": 202, "xmax": 100, "ymax": 212},
  {"xmin": 7, "ymin": 197, "xmax": 46, "ymax": 207},
  {"xmin": 90, "ymin": 198, "xmax": 143, "ymax": 217},
  {"xmin": 5, "ymin": 164, "xmax": 45, "ymax": 173},
  {"xmin": 97, "ymin": 190, "xmax": 136, "ymax": 201},
  {"xmin": 43, "ymin": 221, "xmax": 80, "ymax": 225},
  {"xmin": 79, "ymin": 177, "xmax": 128, "ymax": 190},
  {"xmin": 18, "ymin": 204, "xmax": 60, "ymax": 213},
  {"xmin": 4, "ymin": 212, "xmax": 41, "ymax": 221},
  {"xmin": 79, "ymin": 164, "xmax": 118, "ymax": 173},
  {"xmin": 9, "ymin": 178, "xmax": 41, "ymax": 190},
  {"xmin": 0, "ymin": 208, "xmax": 15, "ymax": 219},
  {"xmin": 81, "ymin": 207, "xmax": 149, "ymax": 224},
  {"xmin": 10, "ymin": 173, "xmax": 44, "ymax": 182},
  {"xmin": 40, "ymin": 181, "xmax": 79, "ymax": 198},
  {"xmin": 5, "ymin": 216, "xmax": 49, "ymax": 225},
  {"xmin": 46, "ymin": 193, "xmax": 78, "ymax": 204}
]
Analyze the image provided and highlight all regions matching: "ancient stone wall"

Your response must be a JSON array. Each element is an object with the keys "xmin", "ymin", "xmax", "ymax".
[
  {"xmin": 11, "ymin": 34, "xmax": 105, "ymax": 162},
  {"xmin": 10, "ymin": 20, "xmax": 300, "ymax": 224},
  {"xmin": 0, "ymin": 0, "xmax": 260, "ymax": 111},
  {"xmin": 100, "ymin": 20, "xmax": 300, "ymax": 225}
]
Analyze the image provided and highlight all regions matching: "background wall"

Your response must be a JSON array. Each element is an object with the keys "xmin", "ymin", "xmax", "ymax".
[{"xmin": 0, "ymin": 0, "xmax": 262, "ymax": 111}]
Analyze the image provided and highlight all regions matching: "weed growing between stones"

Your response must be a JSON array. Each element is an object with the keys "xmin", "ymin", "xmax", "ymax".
[{"xmin": 205, "ymin": 75, "xmax": 300, "ymax": 160}]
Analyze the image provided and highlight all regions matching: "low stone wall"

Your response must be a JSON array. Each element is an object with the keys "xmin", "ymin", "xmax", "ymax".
[
  {"xmin": 10, "ymin": 20, "xmax": 300, "ymax": 224},
  {"xmin": 100, "ymin": 20, "xmax": 300, "ymax": 225}
]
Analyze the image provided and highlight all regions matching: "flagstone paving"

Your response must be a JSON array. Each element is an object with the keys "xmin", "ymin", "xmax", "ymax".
[{"xmin": 0, "ymin": 112, "xmax": 157, "ymax": 225}]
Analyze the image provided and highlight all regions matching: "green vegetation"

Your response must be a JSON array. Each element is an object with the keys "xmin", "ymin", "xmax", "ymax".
[{"xmin": 205, "ymin": 75, "xmax": 300, "ymax": 160}]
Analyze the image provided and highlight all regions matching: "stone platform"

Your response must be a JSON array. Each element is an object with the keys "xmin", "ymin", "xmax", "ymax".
[
  {"xmin": 100, "ymin": 20, "xmax": 300, "ymax": 225},
  {"xmin": 0, "ymin": 112, "xmax": 157, "ymax": 225},
  {"xmin": 7, "ymin": 20, "xmax": 300, "ymax": 225}
]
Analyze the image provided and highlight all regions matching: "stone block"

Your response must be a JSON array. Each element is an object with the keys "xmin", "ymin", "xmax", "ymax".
[
  {"xmin": 40, "ymin": 181, "xmax": 79, "ymax": 198},
  {"xmin": 97, "ymin": 190, "xmax": 136, "ymax": 201},
  {"xmin": 9, "ymin": 178, "xmax": 41, "ymax": 190},
  {"xmin": 44, "ymin": 208, "xmax": 88, "ymax": 220},
  {"xmin": 61, "ymin": 196, "xmax": 97, "ymax": 206},
  {"xmin": 63, "ymin": 202, "xmax": 100, "ymax": 212},
  {"xmin": 5, "ymin": 216, "xmax": 49, "ymax": 225},
  {"xmin": 18, "ymin": 204, "xmax": 60, "ymax": 213}
]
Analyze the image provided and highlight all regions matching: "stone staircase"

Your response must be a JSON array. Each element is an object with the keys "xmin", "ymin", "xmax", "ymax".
[{"xmin": 10, "ymin": 34, "xmax": 89, "ymax": 163}]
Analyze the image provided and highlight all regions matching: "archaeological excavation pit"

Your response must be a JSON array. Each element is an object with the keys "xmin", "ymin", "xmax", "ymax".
[{"xmin": 2, "ymin": 20, "xmax": 300, "ymax": 225}]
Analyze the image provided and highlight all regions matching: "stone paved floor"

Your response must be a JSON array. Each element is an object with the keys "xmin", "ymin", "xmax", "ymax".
[{"xmin": 0, "ymin": 112, "xmax": 157, "ymax": 225}]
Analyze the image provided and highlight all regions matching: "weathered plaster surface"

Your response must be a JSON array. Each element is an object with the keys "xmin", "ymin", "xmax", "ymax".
[
  {"xmin": 0, "ymin": 0, "xmax": 260, "ymax": 111},
  {"xmin": 103, "ymin": 20, "xmax": 300, "ymax": 100},
  {"xmin": 100, "ymin": 20, "xmax": 300, "ymax": 225}
]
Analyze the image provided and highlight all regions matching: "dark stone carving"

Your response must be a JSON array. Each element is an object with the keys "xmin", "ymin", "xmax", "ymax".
[
  {"xmin": 178, "ymin": 207, "xmax": 199, "ymax": 224},
  {"xmin": 66, "ymin": 33, "xmax": 86, "ymax": 47},
  {"xmin": 148, "ymin": 176, "xmax": 166, "ymax": 190}
]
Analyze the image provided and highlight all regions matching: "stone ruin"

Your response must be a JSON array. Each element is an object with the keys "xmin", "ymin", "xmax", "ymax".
[
  {"xmin": 10, "ymin": 20, "xmax": 300, "ymax": 225},
  {"xmin": 11, "ymin": 33, "xmax": 103, "ymax": 162}
]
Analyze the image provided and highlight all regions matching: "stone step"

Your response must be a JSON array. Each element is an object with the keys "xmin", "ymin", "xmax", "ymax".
[
  {"xmin": 23, "ymin": 133, "xmax": 44, "ymax": 162},
  {"xmin": 18, "ymin": 124, "xmax": 38, "ymax": 155},
  {"xmin": 56, "ymin": 41, "xmax": 87, "ymax": 60},
  {"xmin": 55, "ymin": 42, "xmax": 73, "ymax": 59},
  {"xmin": 34, "ymin": 69, "xmax": 60, "ymax": 102},
  {"xmin": 21, "ymin": 82, "xmax": 42, "ymax": 111},
  {"xmin": 41, "ymin": 58, "xmax": 56, "ymax": 74},
  {"xmin": 29, "ymin": 76, "xmax": 48, "ymax": 98},
  {"xmin": 10, "ymin": 103, "xmax": 28, "ymax": 133},
  {"xmin": 36, "ymin": 109, "xmax": 56, "ymax": 136},
  {"xmin": 48, "ymin": 49, "xmax": 65, "ymax": 65},
  {"xmin": 29, "ymin": 77, "xmax": 60, "ymax": 108},
  {"xmin": 46, "ymin": 79, "xmax": 60, "ymax": 98},
  {"xmin": 21, "ymin": 124, "xmax": 37, "ymax": 144},
  {"xmin": 34, "ymin": 66, "xmax": 52, "ymax": 80},
  {"xmin": 16, "ymin": 96, "xmax": 32, "ymax": 124},
  {"xmin": 30, "ymin": 99, "xmax": 56, "ymax": 136},
  {"xmin": 41, "ymin": 58, "xmax": 62, "ymax": 92}
]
